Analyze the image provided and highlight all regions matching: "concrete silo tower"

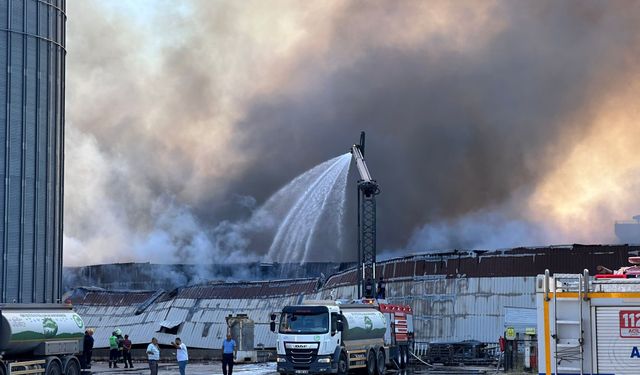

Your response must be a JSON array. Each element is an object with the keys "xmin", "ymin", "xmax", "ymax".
[{"xmin": 0, "ymin": 0, "xmax": 66, "ymax": 303}]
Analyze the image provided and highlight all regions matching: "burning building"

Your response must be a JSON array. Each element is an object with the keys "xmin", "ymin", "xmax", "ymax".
[{"xmin": 67, "ymin": 244, "xmax": 639, "ymax": 353}]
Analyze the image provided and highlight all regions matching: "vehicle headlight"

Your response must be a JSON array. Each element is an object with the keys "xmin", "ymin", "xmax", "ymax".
[
  {"xmin": 318, "ymin": 358, "xmax": 331, "ymax": 363},
  {"xmin": 277, "ymin": 357, "xmax": 287, "ymax": 363}
]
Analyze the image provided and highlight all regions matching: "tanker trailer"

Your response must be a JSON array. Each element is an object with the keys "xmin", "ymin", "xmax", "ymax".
[
  {"xmin": 0, "ymin": 304, "xmax": 85, "ymax": 375},
  {"xmin": 271, "ymin": 299, "xmax": 413, "ymax": 375},
  {"xmin": 337, "ymin": 306, "xmax": 387, "ymax": 374}
]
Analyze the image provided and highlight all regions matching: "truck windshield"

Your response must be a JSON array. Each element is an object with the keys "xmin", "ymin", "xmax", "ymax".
[{"xmin": 279, "ymin": 308, "xmax": 329, "ymax": 334}]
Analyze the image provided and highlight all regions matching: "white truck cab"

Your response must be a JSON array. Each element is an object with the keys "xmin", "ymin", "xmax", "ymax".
[{"xmin": 271, "ymin": 299, "xmax": 413, "ymax": 375}]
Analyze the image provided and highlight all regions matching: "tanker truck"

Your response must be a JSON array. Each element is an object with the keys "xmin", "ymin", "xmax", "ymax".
[
  {"xmin": 0, "ymin": 304, "xmax": 86, "ymax": 375},
  {"xmin": 270, "ymin": 299, "xmax": 413, "ymax": 375}
]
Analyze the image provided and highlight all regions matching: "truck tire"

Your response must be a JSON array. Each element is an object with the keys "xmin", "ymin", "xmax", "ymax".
[
  {"xmin": 337, "ymin": 352, "xmax": 348, "ymax": 375},
  {"xmin": 399, "ymin": 346, "xmax": 406, "ymax": 369},
  {"xmin": 366, "ymin": 350, "xmax": 376, "ymax": 375},
  {"xmin": 63, "ymin": 357, "xmax": 80, "ymax": 375},
  {"xmin": 376, "ymin": 349, "xmax": 385, "ymax": 375},
  {"xmin": 45, "ymin": 360, "xmax": 61, "ymax": 375}
]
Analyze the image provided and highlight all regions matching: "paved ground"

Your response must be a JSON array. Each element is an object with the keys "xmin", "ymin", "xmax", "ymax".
[
  {"xmin": 84, "ymin": 361, "xmax": 277, "ymax": 374},
  {"xmin": 82, "ymin": 361, "xmax": 517, "ymax": 374}
]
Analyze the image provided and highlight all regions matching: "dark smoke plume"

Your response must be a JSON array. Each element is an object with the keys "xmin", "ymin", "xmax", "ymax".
[{"xmin": 64, "ymin": 1, "xmax": 640, "ymax": 266}]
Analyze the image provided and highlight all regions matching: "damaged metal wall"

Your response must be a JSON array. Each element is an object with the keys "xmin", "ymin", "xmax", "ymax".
[
  {"xmin": 310, "ymin": 276, "xmax": 535, "ymax": 343},
  {"xmin": 70, "ymin": 279, "xmax": 316, "ymax": 349},
  {"xmin": 76, "ymin": 296, "xmax": 302, "ymax": 350},
  {"xmin": 73, "ymin": 276, "xmax": 534, "ymax": 348},
  {"xmin": 69, "ymin": 245, "xmax": 639, "ymax": 349}
]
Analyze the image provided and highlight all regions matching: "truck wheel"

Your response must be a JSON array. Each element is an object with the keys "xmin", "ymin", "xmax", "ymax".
[
  {"xmin": 376, "ymin": 349, "xmax": 385, "ymax": 375},
  {"xmin": 366, "ymin": 350, "xmax": 377, "ymax": 375},
  {"xmin": 399, "ymin": 346, "xmax": 406, "ymax": 369},
  {"xmin": 337, "ymin": 352, "xmax": 348, "ymax": 375},
  {"xmin": 45, "ymin": 361, "xmax": 61, "ymax": 375},
  {"xmin": 64, "ymin": 358, "xmax": 81, "ymax": 375}
]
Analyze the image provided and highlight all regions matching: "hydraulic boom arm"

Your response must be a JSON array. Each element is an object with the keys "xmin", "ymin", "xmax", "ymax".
[{"xmin": 351, "ymin": 132, "xmax": 380, "ymax": 298}]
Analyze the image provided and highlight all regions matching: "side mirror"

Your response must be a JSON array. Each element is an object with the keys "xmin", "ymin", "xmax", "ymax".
[
  {"xmin": 270, "ymin": 314, "xmax": 276, "ymax": 321},
  {"xmin": 336, "ymin": 321, "xmax": 344, "ymax": 332},
  {"xmin": 270, "ymin": 321, "xmax": 276, "ymax": 332}
]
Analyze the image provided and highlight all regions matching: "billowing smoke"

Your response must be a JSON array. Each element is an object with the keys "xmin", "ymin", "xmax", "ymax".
[{"xmin": 64, "ymin": 0, "xmax": 640, "ymax": 266}]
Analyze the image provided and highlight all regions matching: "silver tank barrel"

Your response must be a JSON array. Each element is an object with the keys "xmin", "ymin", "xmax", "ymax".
[
  {"xmin": 0, "ymin": 0, "xmax": 66, "ymax": 303},
  {"xmin": 341, "ymin": 307, "xmax": 386, "ymax": 342},
  {"xmin": 0, "ymin": 305, "xmax": 84, "ymax": 356}
]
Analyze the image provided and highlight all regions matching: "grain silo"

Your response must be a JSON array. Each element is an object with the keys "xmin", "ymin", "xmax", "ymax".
[{"xmin": 0, "ymin": 0, "xmax": 66, "ymax": 303}]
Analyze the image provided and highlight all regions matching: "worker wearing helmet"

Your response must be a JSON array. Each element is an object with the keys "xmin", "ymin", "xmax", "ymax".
[{"xmin": 109, "ymin": 331, "xmax": 119, "ymax": 368}]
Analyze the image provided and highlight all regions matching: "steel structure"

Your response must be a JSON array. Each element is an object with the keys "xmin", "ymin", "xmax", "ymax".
[
  {"xmin": 351, "ymin": 132, "xmax": 380, "ymax": 298},
  {"xmin": 0, "ymin": 0, "xmax": 66, "ymax": 303}
]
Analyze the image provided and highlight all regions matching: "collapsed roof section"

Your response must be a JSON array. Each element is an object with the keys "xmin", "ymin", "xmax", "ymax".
[{"xmin": 69, "ymin": 245, "xmax": 640, "ymax": 349}]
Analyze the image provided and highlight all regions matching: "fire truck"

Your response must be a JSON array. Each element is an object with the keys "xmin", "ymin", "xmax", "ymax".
[{"xmin": 537, "ymin": 265, "xmax": 640, "ymax": 374}]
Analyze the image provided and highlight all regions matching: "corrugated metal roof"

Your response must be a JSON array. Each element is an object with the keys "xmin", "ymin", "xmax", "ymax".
[
  {"xmin": 64, "ymin": 262, "xmax": 355, "ymax": 291},
  {"xmin": 68, "ymin": 288, "xmax": 159, "ymax": 306},
  {"xmin": 159, "ymin": 320, "xmax": 183, "ymax": 329},
  {"xmin": 323, "ymin": 244, "xmax": 640, "ymax": 288},
  {"xmin": 73, "ymin": 245, "xmax": 640, "ymax": 349},
  {"xmin": 74, "ymin": 293, "xmax": 301, "ymax": 349},
  {"xmin": 171, "ymin": 278, "xmax": 317, "ymax": 300},
  {"xmin": 78, "ymin": 276, "xmax": 533, "ymax": 347}
]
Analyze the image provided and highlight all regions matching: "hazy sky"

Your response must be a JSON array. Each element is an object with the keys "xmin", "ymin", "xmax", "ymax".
[{"xmin": 63, "ymin": 0, "xmax": 640, "ymax": 266}]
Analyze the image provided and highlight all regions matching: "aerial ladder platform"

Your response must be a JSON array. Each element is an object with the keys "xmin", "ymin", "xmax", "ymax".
[{"xmin": 350, "ymin": 132, "xmax": 381, "ymax": 299}]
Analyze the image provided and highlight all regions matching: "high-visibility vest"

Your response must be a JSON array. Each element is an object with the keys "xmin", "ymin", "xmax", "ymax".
[{"xmin": 109, "ymin": 335, "xmax": 118, "ymax": 349}]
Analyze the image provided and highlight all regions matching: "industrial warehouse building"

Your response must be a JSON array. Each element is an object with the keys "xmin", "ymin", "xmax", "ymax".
[{"xmin": 67, "ymin": 244, "xmax": 639, "ymax": 351}]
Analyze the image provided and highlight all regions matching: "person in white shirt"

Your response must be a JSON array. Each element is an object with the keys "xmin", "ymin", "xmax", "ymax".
[
  {"xmin": 171, "ymin": 337, "xmax": 189, "ymax": 375},
  {"xmin": 146, "ymin": 337, "xmax": 160, "ymax": 375}
]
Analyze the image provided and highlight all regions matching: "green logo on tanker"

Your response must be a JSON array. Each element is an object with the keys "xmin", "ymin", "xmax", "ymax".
[
  {"xmin": 72, "ymin": 314, "xmax": 84, "ymax": 329},
  {"xmin": 364, "ymin": 316, "xmax": 373, "ymax": 331},
  {"xmin": 42, "ymin": 318, "xmax": 58, "ymax": 338}
]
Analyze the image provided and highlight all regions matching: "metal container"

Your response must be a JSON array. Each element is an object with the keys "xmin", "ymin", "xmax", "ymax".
[
  {"xmin": 226, "ymin": 314, "xmax": 255, "ymax": 351},
  {"xmin": 226, "ymin": 314, "xmax": 257, "ymax": 362},
  {"xmin": 0, "ymin": 0, "xmax": 66, "ymax": 303},
  {"xmin": 341, "ymin": 308, "xmax": 386, "ymax": 341},
  {"xmin": 0, "ymin": 307, "xmax": 85, "ymax": 355}
]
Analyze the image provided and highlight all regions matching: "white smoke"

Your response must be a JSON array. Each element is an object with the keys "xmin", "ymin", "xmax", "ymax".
[
  {"xmin": 64, "ymin": 126, "xmax": 258, "ymax": 266},
  {"xmin": 64, "ymin": 0, "xmax": 640, "ymax": 268}
]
